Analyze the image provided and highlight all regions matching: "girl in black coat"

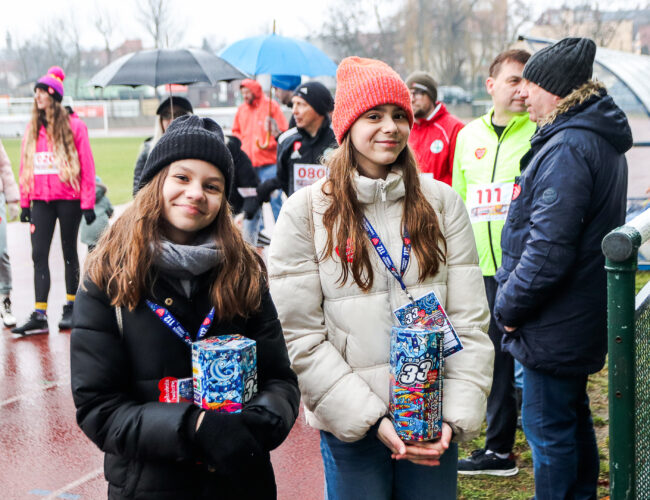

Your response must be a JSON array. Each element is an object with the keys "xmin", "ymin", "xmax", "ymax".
[{"xmin": 70, "ymin": 115, "xmax": 300, "ymax": 500}]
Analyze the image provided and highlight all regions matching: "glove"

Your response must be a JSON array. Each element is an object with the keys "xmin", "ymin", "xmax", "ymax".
[
  {"xmin": 194, "ymin": 410, "xmax": 266, "ymax": 473},
  {"xmin": 7, "ymin": 202, "xmax": 20, "ymax": 221},
  {"xmin": 20, "ymin": 208, "xmax": 30, "ymax": 223},
  {"xmin": 82, "ymin": 209, "xmax": 96, "ymax": 225},
  {"xmin": 242, "ymin": 197, "xmax": 260, "ymax": 220},
  {"xmin": 256, "ymin": 178, "xmax": 279, "ymax": 204}
]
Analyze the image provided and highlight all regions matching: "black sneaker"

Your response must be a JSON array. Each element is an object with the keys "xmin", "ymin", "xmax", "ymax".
[
  {"xmin": 458, "ymin": 449, "xmax": 519, "ymax": 476},
  {"xmin": 11, "ymin": 311, "xmax": 49, "ymax": 335},
  {"xmin": 58, "ymin": 304, "xmax": 74, "ymax": 330}
]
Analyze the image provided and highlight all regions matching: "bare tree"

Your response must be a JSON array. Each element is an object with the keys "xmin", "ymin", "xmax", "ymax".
[
  {"xmin": 94, "ymin": 6, "xmax": 117, "ymax": 64},
  {"xmin": 532, "ymin": 2, "xmax": 630, "ymax": 49},
  {"xmin": 318, "ymin": 0, "xmax": 403, "ymax": 70},
  {"xmin": 41, "ymin": 16, "xmax": 83, "ymax": 97},
  {"xmin": 136, "ymin": 0, "xmax": 182, "ymax": 48}
]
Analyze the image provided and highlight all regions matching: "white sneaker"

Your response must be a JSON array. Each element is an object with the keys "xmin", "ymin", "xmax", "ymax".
[{"xmin": 2, "ymin": 296, "xmax": 17, "ymax": 328}]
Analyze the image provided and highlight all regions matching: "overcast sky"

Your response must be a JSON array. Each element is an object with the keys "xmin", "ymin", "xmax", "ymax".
[
  {"xmin": 0, "ymin": 0, "xmax": 645, "ymax": 52},
  {"xmin": 0, "ymin": 0, "xmax": 324, "ymax": 50}
]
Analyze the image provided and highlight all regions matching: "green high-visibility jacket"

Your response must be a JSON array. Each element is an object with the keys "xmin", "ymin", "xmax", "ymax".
[{"xmin": 452, "ymin": 109, "xmax": 536, "ymax": 276}]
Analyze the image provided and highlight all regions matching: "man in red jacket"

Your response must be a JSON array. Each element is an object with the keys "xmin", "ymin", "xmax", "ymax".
[
  {"xmin": 232, "ymin": 79, "xmax": 288, "ymax": 244},
  {"xmin": 406, "ymin": 72, "xmax": 464, "ymax": 185}
]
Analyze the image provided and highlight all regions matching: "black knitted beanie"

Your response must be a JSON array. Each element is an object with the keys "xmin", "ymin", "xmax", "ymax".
[
  {"xmin": 293, "ymin": 81, "xmax": 334, "ymax": 117},
  {"xmin": 138, "ymin": 115, "xmax": 234, "ymax": 197},
  {"xmin": 523, "ymin": 37, "xmax": 596, "ymax": 98}
]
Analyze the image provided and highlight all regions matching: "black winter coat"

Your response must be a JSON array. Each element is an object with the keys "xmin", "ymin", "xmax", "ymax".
[
  {"xmin": 262, "ymin": 117, "xmax": 336, "ymax": 198},
  {"xmin": 70, "ymin": 272, "xmax": 300, "ymax": 499},
  {"xmin": 133, "ymin": 138, "xmax": 153, "ymax": 196},
  {"xmin": 494, "ymin": 83, "xmax": 631, "ymax": 376},
  {"xmin": 226, "ymin": 135, "xmax": 260, "ymax": 217}
]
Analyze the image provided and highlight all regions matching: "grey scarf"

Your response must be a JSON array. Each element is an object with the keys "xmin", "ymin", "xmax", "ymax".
[{"xmin": 153, "ymin": 233, "xmax": 222, "ymax": 281}]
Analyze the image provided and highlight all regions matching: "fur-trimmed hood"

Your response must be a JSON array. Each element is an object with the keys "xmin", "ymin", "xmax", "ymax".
[{"xmin": 536, "ymin": 80, "xmax": 633, "ymax": 154}]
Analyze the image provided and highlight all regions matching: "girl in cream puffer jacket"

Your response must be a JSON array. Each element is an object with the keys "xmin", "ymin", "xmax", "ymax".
[{"xmin": 268, "ymin": 56, "xmax": 493, "ymax": 500}]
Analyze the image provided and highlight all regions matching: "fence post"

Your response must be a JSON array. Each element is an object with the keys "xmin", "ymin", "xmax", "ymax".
[{"xmin": 603, "ymin": 226, "xmax": 641, "ymax": 500}]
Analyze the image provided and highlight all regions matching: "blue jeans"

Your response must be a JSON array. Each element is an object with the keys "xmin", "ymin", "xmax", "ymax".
[
  {"xmin": 522, "ymin": 367, "xmax": 599, "ymax": 500},
  {"xmin": 514, "ymin": 359, "xmax": 524, "ymax": 389},
  {"xmin": 320, "ymin": 429, "xmax": 458, "ymax": 500}
]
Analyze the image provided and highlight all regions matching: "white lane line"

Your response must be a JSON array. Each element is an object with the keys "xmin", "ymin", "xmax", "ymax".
[
  {"xmin": 0, "ymin": 379, "xmax": 69, "ymax": 408},
  {"xmin": 43, "ymin": 467, "xmax": 104, "ymax": 500}
]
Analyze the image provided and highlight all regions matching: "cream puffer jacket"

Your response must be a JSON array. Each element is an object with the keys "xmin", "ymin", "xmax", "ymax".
[{"xmin": 268, "ymin": 168, "xmax": 493, "ymax": 443}]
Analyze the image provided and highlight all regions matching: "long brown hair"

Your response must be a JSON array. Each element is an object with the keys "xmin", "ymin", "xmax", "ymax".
[
  {"xmin": 321, "ymin": 135, "xmax": 447, "ymax": 291},
  {"xmin": 21, "ymin": 100, "xmax": 81, "ymax": 194},
  {"xmin": 85, "ymin": 166, "xmax": 264, "ymax": 319}
]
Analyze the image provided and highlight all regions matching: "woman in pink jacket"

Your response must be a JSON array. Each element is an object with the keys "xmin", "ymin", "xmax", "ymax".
[{"xmin": 13, "ymin": 66, "xmax": 95, "ymax": 335}]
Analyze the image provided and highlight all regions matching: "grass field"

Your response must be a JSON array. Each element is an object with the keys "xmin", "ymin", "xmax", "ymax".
[{"xmin": 2, "ymin": 136, "xmax": 145, "ymax": 206}]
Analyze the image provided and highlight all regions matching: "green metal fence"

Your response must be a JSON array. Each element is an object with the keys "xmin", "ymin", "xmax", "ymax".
[{"xmin": 602, "ymin": 208, "xmax": 650, "ymax": 500}]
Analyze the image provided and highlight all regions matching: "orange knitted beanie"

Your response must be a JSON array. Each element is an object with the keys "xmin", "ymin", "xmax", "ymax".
[{"xmin": 331, "ymin": 56, "xmax": 413, "ymax": 145}]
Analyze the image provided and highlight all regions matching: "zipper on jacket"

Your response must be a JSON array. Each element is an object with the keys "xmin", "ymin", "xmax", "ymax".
[
  {"xmin": 380, "ymin": 182, "xmax": 387, "ymax": 202},
  {"xmin": 487, "ymin": 140, "xmax": 502, "ymax": 274},
  {"xmin": 486, "ymin": 117, "xmax": 516, "ymax": 275}
]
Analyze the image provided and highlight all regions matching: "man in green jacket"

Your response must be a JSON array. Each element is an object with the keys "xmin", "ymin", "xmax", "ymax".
[{"xmin": 453, "ymin": 49, "xmax": 536, "ymax": 476}]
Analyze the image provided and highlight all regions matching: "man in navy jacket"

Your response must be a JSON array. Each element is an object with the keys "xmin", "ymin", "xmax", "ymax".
[{"xmin": 494, "ymin": 37, "xmax": 631, "ymax": 500}]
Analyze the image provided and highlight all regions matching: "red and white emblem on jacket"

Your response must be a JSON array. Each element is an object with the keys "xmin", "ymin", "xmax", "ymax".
[
  {"xmin": 512, "ymin": 183, "xmax": 521, "ymax": 201},
  {"xmin": 474, "ymin": 147, "xmax": 486, "ymax": 160}
]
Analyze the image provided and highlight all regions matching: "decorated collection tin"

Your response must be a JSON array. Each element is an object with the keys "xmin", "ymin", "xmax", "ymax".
[
  {"xmin": 389, "ymin": 326, "xmax": 444, "ymax": 441},
  {"xmin": 192, "ymin": 334, "xmax": 258, "ymax": 413}
]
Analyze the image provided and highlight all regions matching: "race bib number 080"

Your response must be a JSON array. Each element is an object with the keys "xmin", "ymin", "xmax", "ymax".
[
  {"xmin": 293, "ymin": 163, "xmax": 327, "ymax": 192},
  {"xmin": 466, "ymin": 181, "xmax": 514, "ymax": 223}
]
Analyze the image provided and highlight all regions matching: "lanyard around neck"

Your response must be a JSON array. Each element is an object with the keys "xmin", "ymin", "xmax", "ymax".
[
  {"xmin": 145, "ymin": 299, "xmax": 215, "ymax": 346},
  {"xmin": 362, "ymin": 216, "xmax": 415, "ymax": 303}
]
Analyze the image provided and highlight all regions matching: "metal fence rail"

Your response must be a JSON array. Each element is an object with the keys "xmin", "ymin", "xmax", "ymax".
[{"xmin": 602, "ymin": 207, "xmax": 650, "ymax": 500}]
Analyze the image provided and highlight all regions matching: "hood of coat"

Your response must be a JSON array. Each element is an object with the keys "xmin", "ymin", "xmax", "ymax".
[
  {"xmin": 353, "ymin": 167, "xmax": 406, "ymax": 205},
  {"xmin": 240, "ymin": 79, "xmax": 263, "ymax": 102},
  {"xmin": 535, "ymin": 80, "xmax": 633, "ymax": 154}
]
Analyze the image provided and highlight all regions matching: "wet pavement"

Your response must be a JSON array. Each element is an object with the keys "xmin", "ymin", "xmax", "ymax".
[{"xmin": 0, "ymin": 213, "xmax": 323, "ymax": 500}]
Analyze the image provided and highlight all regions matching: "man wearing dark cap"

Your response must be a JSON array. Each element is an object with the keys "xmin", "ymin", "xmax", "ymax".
[
  {"xmin": 494, "ymin": 37, "xmax": 631, "ymax": 499},
  {"xmin": 405, "ymin": 71, "xmax": 464, "ymax": 185},
  {"xmin": 256, "ymin": 81, "xmax": 336, "ymax": 202}
]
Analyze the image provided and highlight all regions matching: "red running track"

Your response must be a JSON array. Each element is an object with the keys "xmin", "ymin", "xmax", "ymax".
[{"xmin": 0, "ymin": 218, "xmax": 323, "ymax": 499}]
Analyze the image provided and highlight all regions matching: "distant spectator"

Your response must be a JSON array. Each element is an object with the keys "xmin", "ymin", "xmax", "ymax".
[
  {"xmin": 13, "ymin": 65, "xmax": 95, "ymax": 334},
  {"xmin": 406, "ymin": 71, "xmax": 464, "ymax": 185},
  {"xmin": 232, "ymin": 79, "xmax": 288, "ymax": 247},
  {"xmin": 0, "ymin": 139, "xmax": 20, "ymax": 328},
  {"xmin": 224, "ymin": 135, "xmax": 261, "ymax": 245},
  {"xmin": 132, "ymin": 96, "xmax": 193, "ymax": 195},
  {"xmin": 257, "ymin": 81, "xmax": 336, "ymax": 202},
  {"xmin": 80, "ymin": 175, "xmax": 113, "ymax": 252},
  {"xmin": 272, "ymin": 74, "xmax": 301, "ymax": 130}
]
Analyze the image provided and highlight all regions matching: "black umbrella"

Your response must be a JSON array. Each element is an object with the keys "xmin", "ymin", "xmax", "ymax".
[{"xmin": 87, "ymin": 48, "xmax": 248, "ymax": 88}]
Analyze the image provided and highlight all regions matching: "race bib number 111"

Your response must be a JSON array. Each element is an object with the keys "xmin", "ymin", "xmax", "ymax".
[{"xmin": 466, "ymin": 181, "xmax": 514, "ymax": 223}]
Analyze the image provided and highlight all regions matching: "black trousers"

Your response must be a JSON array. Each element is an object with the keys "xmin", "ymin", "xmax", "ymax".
[
  {"xmin": 483, "ymin": 276, "xmax": 518, "ymax": 453},
  {"xmin": 31, "ymin": 200, "xmax": 82, "ymax": 303}
]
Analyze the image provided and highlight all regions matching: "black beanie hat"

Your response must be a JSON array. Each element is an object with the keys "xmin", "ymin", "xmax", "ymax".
[
  {"xmin": 523, "ymin": 37, "xmax": 596, "ymax": 98},
  {"xmin": 138, "ymin": 115, "xmax": 234, "ymax": 197},
  {"xmin": 405, "ymin": 71, "xmax": 438, "ymax": 103},
  {"xmin": 156, "ymin": 96, "xmax": 194, "ymax": 116},
  {"xmin": 293, "ymin": 82, "xmax": 334, "ymax": 117}
]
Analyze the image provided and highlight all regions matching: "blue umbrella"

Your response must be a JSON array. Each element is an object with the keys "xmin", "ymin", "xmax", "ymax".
[{"xmin": 219, "ymin": 34, "xmax": 337, "ymax": 77}]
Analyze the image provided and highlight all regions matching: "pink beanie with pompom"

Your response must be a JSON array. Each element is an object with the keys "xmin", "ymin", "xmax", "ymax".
[{"xmin": 35, "ymin": 66, "xmax": 65, "ymax": 102}]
